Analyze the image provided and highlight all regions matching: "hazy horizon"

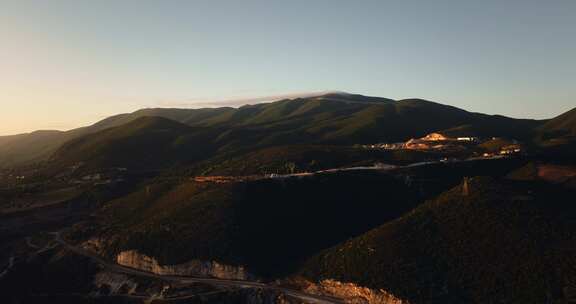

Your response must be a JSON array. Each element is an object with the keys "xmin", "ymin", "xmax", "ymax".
[{"xmin": 2, "ymin": 0, "xmax": 575, "ymax": 135}]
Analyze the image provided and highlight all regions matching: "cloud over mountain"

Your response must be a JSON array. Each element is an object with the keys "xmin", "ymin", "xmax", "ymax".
[{"xmin": 156, "ymin": 91, "xmax": 344, "ymax": 108}]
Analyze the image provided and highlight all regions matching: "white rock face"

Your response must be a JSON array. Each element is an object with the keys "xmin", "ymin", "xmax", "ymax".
[
  {"xmin": 116, "ymin": 250, "xmax": 252, "ymax": 280},
  {"xmin": 304, "ymin": 279, "xmax": 406, "ymax": 304}
]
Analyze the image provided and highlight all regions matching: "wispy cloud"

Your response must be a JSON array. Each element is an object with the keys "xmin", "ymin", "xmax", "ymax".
[{"xmin": 156, "ymin": 91, "xmax": 339, "ymax": 108}]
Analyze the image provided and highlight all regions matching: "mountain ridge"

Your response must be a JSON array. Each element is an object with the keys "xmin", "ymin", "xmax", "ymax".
[{"xmin": 0, "ymin": 93, "xmax": 567, "ymax": 168}]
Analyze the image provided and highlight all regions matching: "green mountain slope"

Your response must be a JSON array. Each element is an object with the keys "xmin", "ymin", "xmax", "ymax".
[
  {"xmin": 70, "ymin": 158, "xmax": 524, "ymax": 278},
  {"xmin": 0, "ymin": 93, "xmax": 544, "ymax": 168},
  {"xmin": 85, "ymin": 172, "xmax": 422, "ymax": 277},
  {"xmin": 301, "ymin": 177, "xmax": 576, "ymax": 303},
  {"xmin": 534, "ymin": 107, "xmax": 576, "ymax": 161},
  {"xmin": 50, "ymin": 95, "xmax": 544, "ymax": 174},
  {"xmin": 0, "ymin": 107, "xmax": 233, "ymax": 168},
  {"xmin": 538, "ymin": 107, "xmax": 576, "ymax": 138},
  {"xmin": 0, "ymin": 116, "xmax": 175, "ymax": 168},
  {"xmin": 52, "ymin": 116, "xmax": 217, "ymax": 171},
  {"xmin": 0, "ymin": 131, "xmax": 67, "ymax": 167},
  {"xmin": 193, "ymin": 145, "xmax": 405, "ymax": 176}
]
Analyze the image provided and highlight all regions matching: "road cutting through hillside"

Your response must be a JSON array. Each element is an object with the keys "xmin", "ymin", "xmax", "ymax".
[
  {"xmin": 49, "ymin": 232, "xmax": 345, "ymax": 304},
  {"xmin": 193, "ymin": 155, "xmax": 508, "ymax": 184}
]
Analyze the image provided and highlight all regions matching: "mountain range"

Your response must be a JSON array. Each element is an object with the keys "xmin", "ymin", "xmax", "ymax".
[{"xmin": 2, "ymin": 92, "xmax": 576, "ymax": 303}]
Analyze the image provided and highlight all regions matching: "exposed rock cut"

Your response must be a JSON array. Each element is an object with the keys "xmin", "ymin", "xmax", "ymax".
[
  {"xmin": 303, "ymin": 279, "xmax": 406, "ymax": 304},
  {"xmin": 116, "ymin": 250, "xmax": 254, "ymax": 280}
]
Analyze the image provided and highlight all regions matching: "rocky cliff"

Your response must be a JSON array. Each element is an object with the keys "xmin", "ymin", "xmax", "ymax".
[
  {"xmin": 301, "ymin": 279, "xmax": 406, "ymax": 304},
  {"xmin": 116, "ymin": 250, "xmax": 254, "ymax": 280}
]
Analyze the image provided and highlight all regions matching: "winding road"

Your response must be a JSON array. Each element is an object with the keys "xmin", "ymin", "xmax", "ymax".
[
  {"xmin": 50, "ymin": 232, "xmax": 345, "ymax": 304},
  {"xmin": 194, "ymin": 155, "xmax": 508, "ymax": 184}
]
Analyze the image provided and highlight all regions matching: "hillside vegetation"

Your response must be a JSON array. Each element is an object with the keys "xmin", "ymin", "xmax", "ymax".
[
  {"xmin": 52, "ymin": 116, "xmax": 219, "ymax": 171},
  {"xmin": 193, "ymin": 145, "xmax": 447, "ymax": 176},
  {"xmin": 534, "ymin": 107, "xmax": 576, "ymax": 162},
  {"xmin": 48, "ymin": 94, "xmax": 546, "ymax": 171},
  {"xmin": 538, "ymin": 107, "xmax": 576, "ymax": 139},
  {"xmin": 87, "ymin": 172, "xmax": 422, "ymax": 277},
  {"xmin": 2, "ymin": 94, "xmax": 576, "ymax": 304},
  {"xmin": 301, "ymin": 177, "xmax": 576, "ymax": 303},
  {"xmin": 0, "ymin": 93, "xmax": 545, "ymax": 168},
  {"xmin": 72, "ymin": 158, "xmax": 525, "ymax": 278}
]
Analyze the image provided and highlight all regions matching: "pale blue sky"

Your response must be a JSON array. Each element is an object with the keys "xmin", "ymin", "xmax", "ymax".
[{"xmin": 1, "ymin": 0, "xmax": 575, "ymax": 135}]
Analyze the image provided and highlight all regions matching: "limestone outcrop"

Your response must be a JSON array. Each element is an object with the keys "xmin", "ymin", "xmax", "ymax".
[
  {"xmin": 302, "ymin": 279, "xmax": 406, "ymax": 304},
  {"xmin": 116, "ymin": 250, "xmax": 253, "ymax": 280}
]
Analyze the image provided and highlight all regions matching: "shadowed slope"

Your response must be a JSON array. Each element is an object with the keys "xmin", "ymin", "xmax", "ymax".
[
  {"xmin": 72, "ymin": 158, "xmax": 525, "ymax": 279},
  {"xmin": 538, "ymin": 107, "xmax": 576, "ymax": 138},
  {"xmin": 53, "ymin": 116, "xmax": 216, "ymax": 171},
  {"xmin": 301, "ymin": 177, "xmax": 576, "ymax": 303},
  {"xmin": 534, "ymin": 107, "xmax": 576, "ymax": 162},
  {"xmin": 86, "ymin": 172, "xmax": 422, "ymax": 278}
]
